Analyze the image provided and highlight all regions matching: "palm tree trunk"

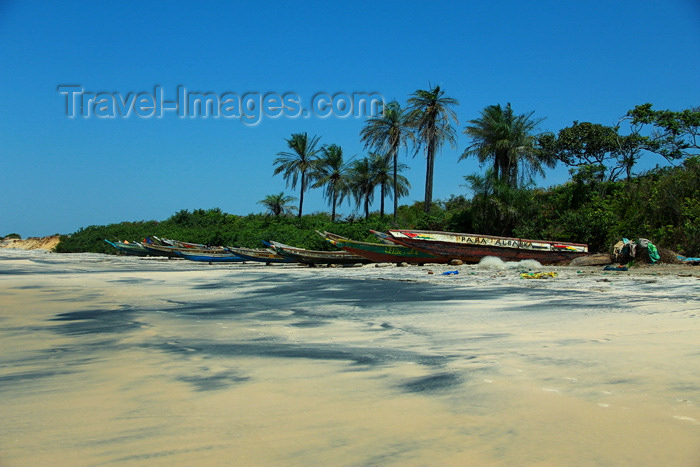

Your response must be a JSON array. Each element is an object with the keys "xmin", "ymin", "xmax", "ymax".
[
  {"xmin": 392, "ymin": 141, "xmax": 399, "ymax": 220},
  {"xmin": 365, "ymin": 195, "xmax": 370, "ymax": 219},
  {"xmin": 331, "ymin": 195, "xmax": 337, "ymax": 222},
  {"xmin": 424, "ymin": 141, "xmax": 435, "ymax": 213},
  {"xmin": 298, "ymin": 173, "xmax": 305, "ymax": 218},
  {"xmin": 380, "ymin": 184, "xmax": 385, "ymax": 217},
  {"xmin": 505, "ymin": 156, "xmax": 516, "ymax": 187}
]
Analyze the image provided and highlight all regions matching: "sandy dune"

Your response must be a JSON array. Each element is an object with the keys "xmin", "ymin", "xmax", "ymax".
[{"xmin": 0, "ymin": 235, "xmax": 60, "ymax": 250}]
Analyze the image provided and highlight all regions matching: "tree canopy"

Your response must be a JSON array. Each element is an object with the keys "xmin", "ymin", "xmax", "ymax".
[
  {"xmin": 406, "ymin": 85, "xmax": 459, "ymax": 212},
  {"xmin": 273, "ymin": 132, "xmax": 321, "ymax": 218},
  {"xmin": 311, "ymin": 144, "xmax": 351, "ymax": 222},
  {"xmin": 626, "ymin": 103, "xmax": 700, "ymax": 160},
  {"xmin": 462, "ymin": 103, "xmax": 553, "ymax": 187},
  {"xmin": 360, "ymin": 100, "xmax": 415, "ymax": 218},
  {"xmin": 258, "ymin": 192, "xmax": 297, "ymax": 217}
]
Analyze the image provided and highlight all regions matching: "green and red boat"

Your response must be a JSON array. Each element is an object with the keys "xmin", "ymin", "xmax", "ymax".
[
  {"xmin": 266, "ymin": 240, "xmax": 371, "ymax": 265},
  {"xmin": 319, "ymin": 231, "xmax": 449, "ymax": 265},
  {"xmin": 386, "ymin": 229, "xmax": 588, "ymax": 265}
]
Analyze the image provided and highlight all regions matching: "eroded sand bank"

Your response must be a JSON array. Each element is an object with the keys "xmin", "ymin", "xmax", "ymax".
[
  {"xmin": 0, "ymin": 235, "xmax": 60, "ymax": 250},
  {"xmin": 1, "ymin": 250, "xmax": 699, "ymax": 466}
]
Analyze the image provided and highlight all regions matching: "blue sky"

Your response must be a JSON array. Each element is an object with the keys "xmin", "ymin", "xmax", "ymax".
[{"xmin": 1, "ymin": 0, "xmax": 698, "ymax": 237}]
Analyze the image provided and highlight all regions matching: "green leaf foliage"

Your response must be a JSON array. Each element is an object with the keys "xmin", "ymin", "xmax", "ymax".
[
  {"xmin": 54, "ymin": 155, "xmax": 698, "ymax": 258},
  {"xmin": 626, "ymin": 103, "xmax": 700, "ymax": 160}
]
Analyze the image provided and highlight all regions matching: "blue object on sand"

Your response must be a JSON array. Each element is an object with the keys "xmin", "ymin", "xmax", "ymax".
[
  {"xmin": 442, "ymin": 270, "xmax": 459, "ymax": 275},
  {"xmin": 604, "ymin": 265, "xmax": 628, "ymax": 271}
]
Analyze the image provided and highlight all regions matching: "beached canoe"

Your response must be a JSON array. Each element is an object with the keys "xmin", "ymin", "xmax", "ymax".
[
  {"xmin": 104, "ymin": 240, "xmax": 151, "ymax": 256},
  {"xmin": 141, "ymin": 243, "xmax": 229, "ymax": 257},
  {"xmin": 369, "ymin": 229, "xmax": 401, "ymax": 245},
  {"xmin": 226, "ymin": 246, "xmax": 294, "ymax": 264},
  {"xmin": 386, "ymin": 229, "xmax": 589, "ymax": 265},
  {"xmin": 175, "ymin": 250, "xmax": 246, "ymax": 263},
  {"xmin": 266, "ymin": 240, "xmax": 371, "ymax": 265},
  {"xmin": 155, "ymin": 237, "xmax": 214, "ymax": 250},
  {"xmin": 319, "ymin": 231, "xmax": 450, "ymax": 265}
]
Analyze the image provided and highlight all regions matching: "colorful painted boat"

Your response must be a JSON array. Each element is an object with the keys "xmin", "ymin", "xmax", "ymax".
[
  {"xmin": 319, "ymin": 231, "xmax": 449, "ymax": 264},
  {"xmin": 386, "ymin": 229, "xmax": 589, "ymax": 265},
  {"xmin": 226, "ymin": 246, "xmax": 294, "ymax": 264},
  {"xmin": 104, "ymin": 239, "xmax": 150, "ymax": 256},
  {"xmin": 141, "ymin": 243, "xmax": 228, "ymax": 258},
  {"xmin": 266, "ymin": 240, "xmax": 371, "ymax": 265},
  {"xmin": 175, "ymin": 250, "xmax": 246, "ymax": 263},
  {"xmin": 369, "ymin": 229, "xmax": 400, "ymax": 245},
  {"xmin": 156, "ymin": 237, "xmax": 213, "ymax": 249}
]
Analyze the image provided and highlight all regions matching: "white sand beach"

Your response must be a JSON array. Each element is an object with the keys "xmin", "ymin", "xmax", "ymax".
[{"xmin": 1, "ymin": 249, "xmax": 699, "ymax": 466}]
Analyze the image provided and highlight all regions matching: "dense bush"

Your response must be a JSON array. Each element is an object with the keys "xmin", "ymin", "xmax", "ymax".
[
  {"xmin": 55, "ymin": 211, "xmax": 397, "ymax": 253},
  {"xmin": 55, "ymin": 157, "xmax": 699, "ymax": 256}
]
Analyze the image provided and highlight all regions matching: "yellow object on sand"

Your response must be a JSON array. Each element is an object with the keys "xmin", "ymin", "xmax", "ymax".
[{"xmin": 520, "ymin": 272, "xmax": 557, "ymax": 279}]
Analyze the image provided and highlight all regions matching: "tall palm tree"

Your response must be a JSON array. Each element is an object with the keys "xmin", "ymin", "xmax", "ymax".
[
  {"xmin": 273, "ymin": 132, "xmax": 321, "ymax": 217},
  {"xmin": 258, "ymin": 192, "xmax": 297, "ymax": 216},
  {"xmin": 348, "ymin": 157, "xmax": 376, "ymax": 219},
  {"xmin": 311, "ymin": 144, "xmax": 351, "ymax": 222},
  {"xmin": 461, "ymin": 103, "xmax": 553, "ymax": 187},
  {"xmin": 406, "ymin": 85, "xmax": 459, "ymax": 213},
  {"xmin": 360, "ymin": 100, "xmax": 415, "ymax": 218},
  {"xmin": 369, "ymin": 152, "xmax": 410, "ymax": 217}
]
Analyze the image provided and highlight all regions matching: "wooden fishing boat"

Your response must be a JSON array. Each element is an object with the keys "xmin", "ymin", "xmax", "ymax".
[
  {"xmin": 141, "ymin": 243, "xmax": 228, "ymax": 258},
  {"xmin": 266, "ymin": 240, "xmax": 371, "ymax": 265},
  {"xmin": 319, "ymin": 231, "xmax": 449, "ymax": 265},
  {"xmin": 226, "ymin": 246, "xmax": 294, "ymax": 264},
  {"xmin": 369, "ymin": 229, "xmax": 399, "ymax": 245},
  {"xmin": 139, "ymin": 243, "xmax": 185, "ymax": 257},
  {"xmin": 386, "ymin": 229, "xmax": 589, "ymax": 265},
  {"xmin": 175, "ymin": 250, "xmax": 246, "ymax": 263},
  {"xmin": 156, "ymin": 237, "xmax": 213, "ymax": 249},
  {"xmin": 104, "ymin": 239, "xmax": 150, "ymax": 256}
]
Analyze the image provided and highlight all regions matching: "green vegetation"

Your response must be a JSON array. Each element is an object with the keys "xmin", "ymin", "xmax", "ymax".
[
  {"xmin": 462, "ymin": 103, "xmax": 555, "ymax": 186},
  {"xmin": 55, "ymin": 100, "xmax": 699, "ymax": 257},
  {"xmin": 2, "ymin": 233, "xmax": 22, "ymax": 240},
  {"xmin": 626, "ymin": 103, "xmax": 700, "ymax": 161},
  {"xmin": 274, "ymin": 135, "xmax": 411, "ymax": 223},
  {"xmin": 367, "ymin": 152, "xmax": 410, "ymax": 218},
  {"xmin": 538, "ymin": 121, "xmax": 646, "ymax": 182},
  {"xmin": 273, "ymin": 132, "xmax": 321, "ymax": 218},
  {"xmin": 310, "ymin": 144, "xmax": 351, "ymax": 222},
  {"xmin": 257, "ymin": 193, "xmax": 297, "ymax": 217},
  {"xmin": 406, "ymin": 85, "xmax": 459, "ymax": 213},
  {"xmin": 55, "ymin": 156, "xmax": 698, "ymax": 256},
  {"xmin": 55, "ymin": 210, "xmax": 395, "ymax": 254},
  {"xmin": 360, "ymin": 100, "xmax": 415, "ymax": 219}
]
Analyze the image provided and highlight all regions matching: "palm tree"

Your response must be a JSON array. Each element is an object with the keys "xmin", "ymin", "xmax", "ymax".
[
  {"xmin": 311, "ymin": 144, "xmax": 351, "ymax": 222},
  {"xmin": 360, "ymin": 100, "xmax": 415, "ymax": 218},
  {"xmin": 406, "ymin": 85, "xmax": 459, "ymax": 213},
  {"xmin": 463, "ymin": 170, "xmax": 535, "ymax": 236},
  {"xmin": 258, "ymin": 192, "xmax": 297, "ymax": 216},
  {"xmin": 273, "ymin": 132, "xmax": 321, "ymax": 217},
  {"xmin": 348, "ymin": 157, "xmax": 376, "ymax": 219},
  {"xmin": 369, "ymin": 152, "xmax": 410, "ymax": 217},
  {"xmin": 461, "ymin": 103, "xmax": 553, "ymax": 187}
]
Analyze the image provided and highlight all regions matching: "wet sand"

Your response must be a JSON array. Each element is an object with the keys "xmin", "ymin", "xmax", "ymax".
[{"xmin": 1, "ymin": 250, "xmax": 699, "ymax": 466}]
